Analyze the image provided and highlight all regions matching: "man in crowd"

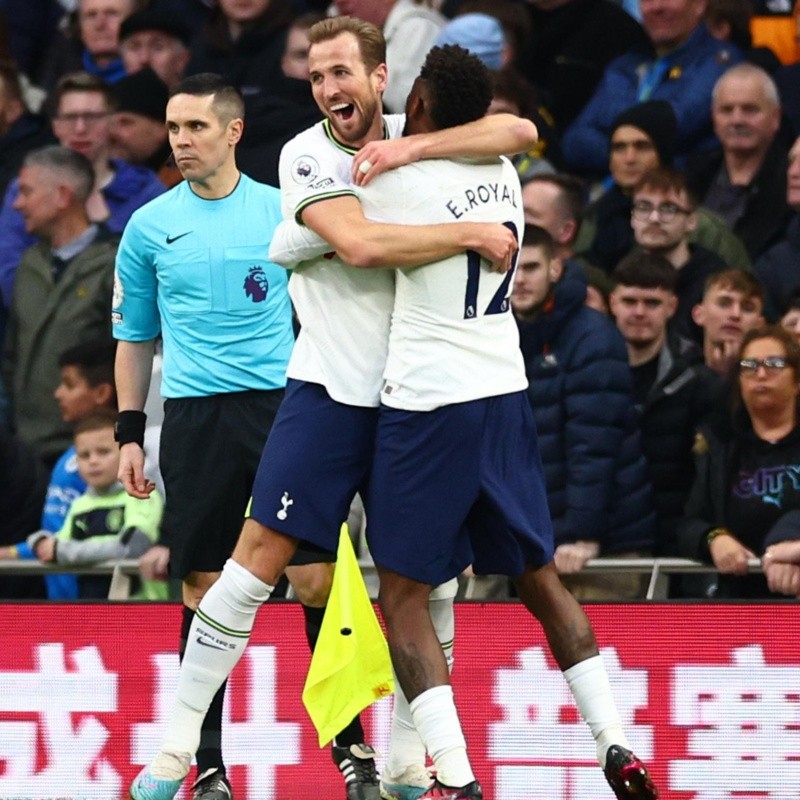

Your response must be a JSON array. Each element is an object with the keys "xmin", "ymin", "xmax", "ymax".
[
  {"xmin": 38, "ymin": 0, "xmax": 136, "ymax": 91},
  {"xmin": 111, "ymin": 67, "xmax": 181, "ymax": 186},
  {"xmin": 119, "ymin": 7, "xmax": 191, "ymax": 90},
  {"xmin": 3, "ymin": 146, "xmax": 116, "ymax": 466},
  {"xmin": 610, "ymin": 252, "xmax": 722, "ymax": 565},
  {"xmin": 630, "ymin": 166, "xmax": 726, "ymax": 342},
  {"xmin": 561, "ymin": 0, "xmax": 741, "ymax": 177},
  {"xmin": 689, "ymin": 63, "xmax": 792, "ymax": 260},
  {"xmin": 691, "ymin": 268, "xmax": 765, "ymax": 376}
]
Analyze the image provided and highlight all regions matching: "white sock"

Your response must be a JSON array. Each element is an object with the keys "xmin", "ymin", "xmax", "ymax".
[
  {"xmin": 384, "ymin": 582, "xmax": 457, "ymax": 781},
  {"xmin": 409, "ymin": 686, "xmax": 474, "ymax": 788},
  {"xmin": 563, "ymin": 654, "xmax": 629, "ymax": 767},
  {"xmin": 160, "ymin": 559, "xmax": 273, "ymax": 758}
]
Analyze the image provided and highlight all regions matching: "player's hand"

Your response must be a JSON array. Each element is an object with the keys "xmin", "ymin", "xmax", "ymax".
[
  {"xmin": 763, "ymin": 556, "xmax": 800, "ymax": 596},
  {"xmin": 554, "ymin": 541, "xmax": 600, "ymax": 574},
  {"xmin": 709, "ymin": 533, "xmax": 754, "ymax": 576},
  {"xmin": 707, "ymin": 339, "xmax": 740, "ymax": 376},
  {"xmin": 34, "ymin": 536, "xmax": 57, "ymax": 563},
  {"xmin": 352, "ymin": 138, "xmax": 421, "ymax": 186},
  {"xmin": 474, "ymin": 223, "xmax": 518, "ymax": 274},
  {"xmin": 118, "ymin": 443, "xmax": 156, "ymax": 499},
  {"xmin": 139, "ymin": 545, "xmax": 170, "ymax": 581}
]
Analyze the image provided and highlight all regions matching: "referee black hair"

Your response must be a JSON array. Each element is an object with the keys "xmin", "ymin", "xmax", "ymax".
[{"xmin": 419, "ymin": 45, "xmax": 493, "ymax": 132}]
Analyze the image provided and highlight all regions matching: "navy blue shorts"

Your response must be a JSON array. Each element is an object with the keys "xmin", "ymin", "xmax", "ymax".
[
  {"xmin": 250, "ymin": 380, "xmax": 378, "ymax": 553},
  {"xmin": 366, "ymin": 391, "xmax": 554, "ymax": 586}
]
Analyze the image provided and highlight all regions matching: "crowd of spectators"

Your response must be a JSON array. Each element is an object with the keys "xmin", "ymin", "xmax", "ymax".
[{"xmin": 1, "ymin": 0, "xmax": 800, "ymax": 601}]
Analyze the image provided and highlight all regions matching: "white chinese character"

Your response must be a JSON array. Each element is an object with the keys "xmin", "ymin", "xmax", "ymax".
[
  {"xmin": 132, "ymin": 645, "xmax": 302, "ymax": 800},
  {"xmin": 489, "ymin": 646, "xmax": 652, "ymax": 800},
  {"xmin": 671, "ymin": 644, "xmax": 800, "ymax": 799},
  {"xmin": 0, "ymin": 643, "xmax": 120, "ymax": 798}
]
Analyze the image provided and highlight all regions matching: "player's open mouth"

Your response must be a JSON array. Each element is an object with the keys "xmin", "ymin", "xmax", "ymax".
[{"xmin": 330, "ymin": 102, "xmax": 355, "ymax": 121}]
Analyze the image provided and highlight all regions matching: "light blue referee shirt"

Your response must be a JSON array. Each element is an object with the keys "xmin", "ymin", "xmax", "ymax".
[{"xmin": 112, "ymin": 174, "xmax": 294, "ymax": 398}]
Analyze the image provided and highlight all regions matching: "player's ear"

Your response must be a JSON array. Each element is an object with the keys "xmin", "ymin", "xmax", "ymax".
[{"xmin": 373, "ymin": 63, "xmax": 388, "ymax": 94}]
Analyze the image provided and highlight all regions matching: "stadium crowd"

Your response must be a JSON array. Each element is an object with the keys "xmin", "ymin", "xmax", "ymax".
[{"xmin": 2, "ymin": 0, "xmax": 800, "ymax": 610}]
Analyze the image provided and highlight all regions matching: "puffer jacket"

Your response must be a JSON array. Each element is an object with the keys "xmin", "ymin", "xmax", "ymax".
[{"xmin": 517, "ymin": 270, "xmax": 656, "ymax": 553}]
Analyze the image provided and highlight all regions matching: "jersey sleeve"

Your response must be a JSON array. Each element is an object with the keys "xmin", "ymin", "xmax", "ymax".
[
  {"xmin": 269, "ymin": 218, "xmax": 332, "ymax": 268},
  {"xmin": 278, "ymin": 132, "xmax": 357, "ymax": 224},
  {"xmin": 112, "ymin": 213, "xmax": 161, "ymax": 341}
]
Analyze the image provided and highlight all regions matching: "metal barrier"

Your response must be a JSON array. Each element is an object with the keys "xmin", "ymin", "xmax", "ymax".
[{"xmin": 0, "ymin": 556, "xmax": 764, "ymax": 601}]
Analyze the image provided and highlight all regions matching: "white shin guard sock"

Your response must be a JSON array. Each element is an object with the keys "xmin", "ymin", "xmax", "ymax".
[
  {"xmin": 161, "ymin": 559, "xmax": 273, "ymax": 758},
  {"xmin": 409, "ymin": 685, "xmax": 474, "ymax": 788},
  {"xmin": 563, "ymin": 654, "xmax": 629, "ymax": 767}
]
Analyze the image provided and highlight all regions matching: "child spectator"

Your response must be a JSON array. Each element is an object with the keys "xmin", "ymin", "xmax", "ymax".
[
  {"xmin": 27, "ymin": 409, "xmax": 167, "ymax": 599},
  {"xmin": 1, "ymin": 339, "xmax": 160, "ymax": 595}
]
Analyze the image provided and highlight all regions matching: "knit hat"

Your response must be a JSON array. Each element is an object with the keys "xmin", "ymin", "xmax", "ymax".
[
  {"xmin": 119, "ymin": 9, "xmax": 192, "ymax": 48},
  {"xmin": 434, "ymin": 13, "xmax": 505, "ymax": 71},
  {"xmin": 114, "ymin": 68, "xmax": 169, "ymax": 122},
  {"xmin": 611, "ymin": 100, "xmax": 678, "ymax": 166}
]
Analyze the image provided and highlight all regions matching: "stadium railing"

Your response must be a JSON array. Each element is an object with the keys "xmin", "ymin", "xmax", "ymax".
[{"xmin": 0, "ymin": 557, "xmax": 764, "ymax": 601}]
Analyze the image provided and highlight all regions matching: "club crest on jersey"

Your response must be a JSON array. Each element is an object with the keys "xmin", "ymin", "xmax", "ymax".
[
  {"xmin": 291, "ymin": 155, "xmax": 320, "ymax": 185},
  {"xmin": 243, "ymin": 265, "xmax": 269, "ymax": 302}
]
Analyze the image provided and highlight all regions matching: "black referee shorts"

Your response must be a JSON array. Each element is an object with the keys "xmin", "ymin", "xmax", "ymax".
[{"xmin": 159, "ymin": 389, "xmax": 282, "ymax": 578}]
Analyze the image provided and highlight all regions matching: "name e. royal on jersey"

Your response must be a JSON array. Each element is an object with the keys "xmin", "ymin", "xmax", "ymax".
[{"xmin": 445, "ymin": 182, "xmax": 518, "ymax": 220}]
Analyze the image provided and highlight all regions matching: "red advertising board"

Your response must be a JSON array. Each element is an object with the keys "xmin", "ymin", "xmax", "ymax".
[{"xmin": 1, "ymin": 602, "xmax": 798, "ymax": 799}]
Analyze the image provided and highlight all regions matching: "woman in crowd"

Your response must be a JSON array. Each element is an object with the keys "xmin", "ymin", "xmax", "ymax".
[{"xmin": 677, "ymin": 325, "xmax": 800, "ymax": 598}]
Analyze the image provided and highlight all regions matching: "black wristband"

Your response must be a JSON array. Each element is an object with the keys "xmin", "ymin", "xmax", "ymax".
[{"xmin": 115, "ymin": 410, "xmax": 147, "ymax": 447}]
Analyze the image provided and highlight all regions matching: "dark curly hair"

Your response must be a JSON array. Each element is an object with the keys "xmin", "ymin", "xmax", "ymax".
[{"xmin": 419, "ymin": 45, "xmax": 493, "ymax": 131}]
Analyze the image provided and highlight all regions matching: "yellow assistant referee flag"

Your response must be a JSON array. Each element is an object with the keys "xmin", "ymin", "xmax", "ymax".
[{"xmin": 302, "ymin": 525, "xmax": 394, "ymax": 747}]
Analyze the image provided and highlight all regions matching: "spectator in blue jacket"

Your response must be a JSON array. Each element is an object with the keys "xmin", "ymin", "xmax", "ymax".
[
  {"xmin": 512, "ymin": 223, "xmax": 656, "ymax": 599},
  {"xmin": 0, "ymin": 71, "xmax": 165, "ymax": 309},
  {"xmin": 561, "ymin": 0, "xmax": 742, "ymax": 178}
]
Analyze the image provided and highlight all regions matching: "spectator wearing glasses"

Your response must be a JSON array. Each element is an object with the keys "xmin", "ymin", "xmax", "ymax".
[
  {"xmin": 0, "ymin": 71, "xmax": 164, "ymax": 310},
  {"xmin": 630, "ymin": 167, "xmax": 727, "ymax": 343},
  {"xmin": 677, "ymin": 325, "xmax": 800, "ymax": 599}
]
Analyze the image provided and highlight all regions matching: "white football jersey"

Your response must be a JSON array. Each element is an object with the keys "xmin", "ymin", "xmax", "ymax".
[
  {"xmin": 358, "ymin": 157, "xmax": 527, "ymax": 411},
  {"xmin": 277, "ymin": 116, "xmax": 405, "ymax": 407}
]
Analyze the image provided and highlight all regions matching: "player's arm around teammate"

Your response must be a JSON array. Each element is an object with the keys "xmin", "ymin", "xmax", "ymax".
[{"xmin": 352, "ymin": 111, "xmax": 537, "ymax": 185}]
